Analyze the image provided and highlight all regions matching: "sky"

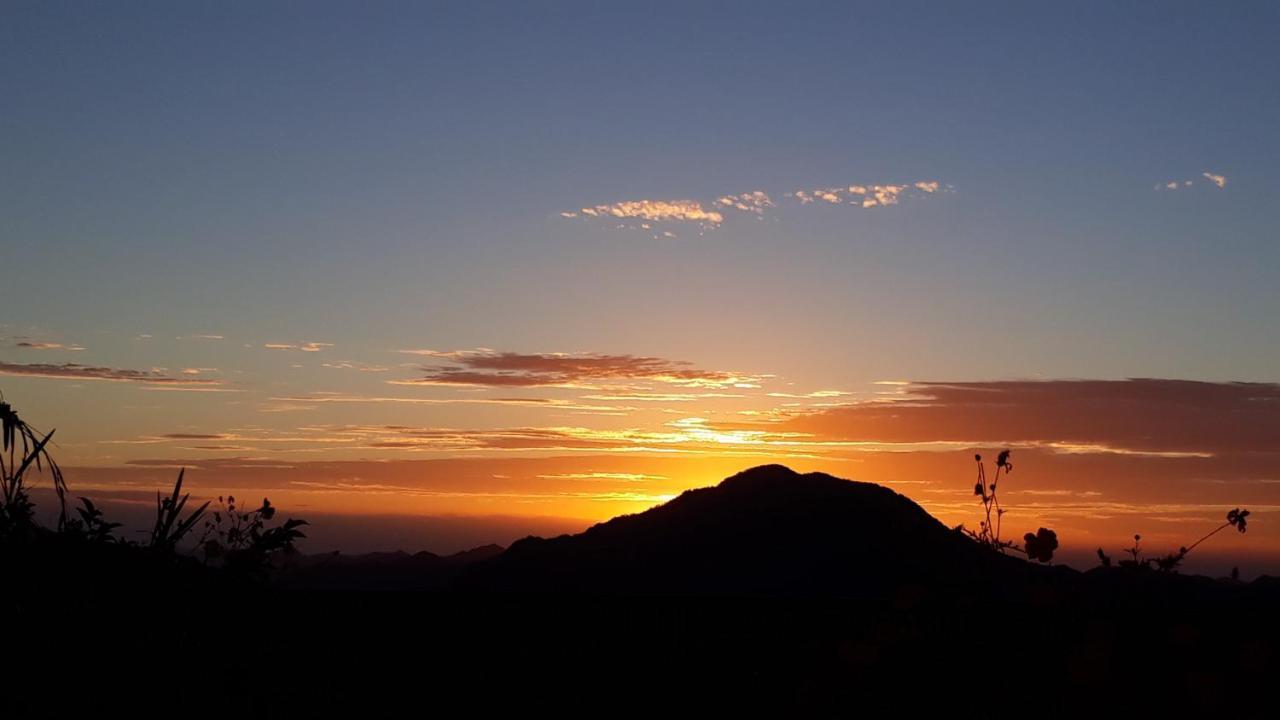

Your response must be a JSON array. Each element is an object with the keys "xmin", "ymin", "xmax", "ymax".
[{"xmin": 2, "ymin": 2, "xmax": 1279, "ymax": 571}]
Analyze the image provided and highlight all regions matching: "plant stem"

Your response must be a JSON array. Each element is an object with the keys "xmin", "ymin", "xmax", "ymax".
[{"xmin": 1183, "ymin": 522, "xmax": 1230, "ymax": 555}]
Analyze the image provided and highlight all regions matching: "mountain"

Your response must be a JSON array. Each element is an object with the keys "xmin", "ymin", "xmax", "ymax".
[
  {"xmin": 460, "ymin": 464, "xmax": 1057, "ymax": 596},
  {"xmin": 281, "ymin": 544, "xmax": 505, "ymax": 590}
]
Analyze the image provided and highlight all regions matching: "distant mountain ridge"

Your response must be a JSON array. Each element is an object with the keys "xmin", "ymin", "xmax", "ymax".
[
  {"xmin": 459, "ymin": 464, "xmax": 1055, "ymax": 596},
  {"xmin": 282, "ymin": 543, "xmax": 505, "ymax": 590}
]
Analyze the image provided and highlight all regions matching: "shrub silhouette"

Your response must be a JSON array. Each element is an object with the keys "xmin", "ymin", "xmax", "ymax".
[
  {"xmin": 0, "ymin": 399, "xmax": 307, "ymax": 578},
  {"xmin": 1098, "ymin": 508, "xmax": 1251, "ymax": 573},
  {"xmin": 63, "ymin": 497, "xmax": 123, "ymax": 543},
  {"xmin": 959, "ymin": 450, "xmax": 1059, "ymax": 563},
  {"xmin": 198, "ymin": 495, "xmax": 308, "ymax": 574}
]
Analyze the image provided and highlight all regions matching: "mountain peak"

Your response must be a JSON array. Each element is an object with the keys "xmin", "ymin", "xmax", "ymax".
[{"xmin": 462, "ymin": 465, "xmax": 1043, "ymax": 596}]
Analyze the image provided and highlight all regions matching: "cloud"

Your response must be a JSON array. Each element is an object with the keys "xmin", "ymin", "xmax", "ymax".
[
  {"xmin": 564, "ymin": 180, "xmax": 946, "ymax": 233},
  {"xmin": 159, "ymin": 433, "xmax": 229, "ymax": 440},
  {"xmin": 577, "ymin": 200, "xmax": 724, "ymax": 226},
  {"xmin": 714, "ymin": 191, "xmax": 774, "ymax": 214},
  {"xmin": 1156, "ymin": 172, "xmax": 1226, "ymax": 191},
  {"xmin": 789, "ymin": 181, "xmax": 947, "ymax": 209},
  {"xmin": 252, "ymin": 422, "xmax": 814, "ymax": 457},
  {"xmin": 179, "ymin": 334, "xmax": 225, "ymax": 341},
  {"xmin": 270, "ymin": 392, "xmax": 630, "ymax": 413},
  {"xmin": 14, "ymin": 341, "xmax": 85, "ymax": 351},
  {"xmin": 395, "ymin": 349, "xmax": 763, "ymax": 389},
  {"xmin": 0, "ymin": 361, "xmax": 223, "ymax": 386},
  {"xmin": 778, "ymin": 379, "xmax": 1280, "ymax": 456},
  {"xmin": 536, "ymin": 472, "xmax": 667, "ymax": 482},
  {"xmin": 321, "ymin": 361, "xmax": 390, "ymax": 372},
  {"xmin": 798, "ymin": 184, "xmax": 912, "ymax": 208},
  {"xmin": 264, "ymin": 342, "xmax": 333, "ymax": 352}
]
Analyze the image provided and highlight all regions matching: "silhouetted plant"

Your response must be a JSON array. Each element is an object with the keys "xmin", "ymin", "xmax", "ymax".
[
  {"xmin": 1, "ymin": 397, "xmax": 312, "ymax": 588},
  {"xmin": 0, "ymin": 398, "xmax": 69, "ymax": 534},
  {"xmin": 62, "ymin": 497, "xmax": 123, "ymax": 543},
  {"xmin": 148, "ymin": 468, "xmax": 211, "ymax": 551},
  {"xmin": 1098, "ymin": 509, "xmax": 1251, "ymax": 573},
  {"xmin": 959, "ymin": 450, "xmax": 1058, "ymax": 563},
  {"xmin": 1023, "ymin": 527, "xmax": 1059, "ymax": 563},
  {"xmin": 198, "ymin": 494, "xmax": 308, "ymax": 573}
]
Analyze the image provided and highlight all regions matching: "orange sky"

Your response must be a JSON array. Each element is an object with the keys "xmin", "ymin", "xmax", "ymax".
[{"xmin": 5, "ymin": 369, "xmax": 1274, "ymax": 574}]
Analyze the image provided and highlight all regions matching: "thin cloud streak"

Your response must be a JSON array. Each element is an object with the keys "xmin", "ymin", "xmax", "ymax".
[
  {"xmin": 0, "ymin": 361, "xmax": 223, "ymax": 386},
  {"xmin": 14, "ymin": 341, "xmax": 85, "ymax": 351},
  {"xmin": 397, "ymin": 349, "xmax": 764, "ymax": 390},
  {"xmin": 264, "ymin": 342, "xmax": 333, "ymax": 352}
]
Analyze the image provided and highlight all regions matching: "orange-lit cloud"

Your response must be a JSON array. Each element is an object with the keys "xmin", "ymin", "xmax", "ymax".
[
  {"xmin": 715, "ymin": 191, "xmax": 774, "ymax": 214},
  {"xmin": 269, "ymin": 392, "xmax": 630, "ymax": 413},
  {"xmin": 777, "ymin": 379, "xmax": 1280, "ymax": 456},
  {"xmin": 1203, "ymin": 171, "xmax": 1226, "ymax": 188},
  {"xmin": 564, "ymin": 180, "xmax": 946, "ymax": 234},
  {"xmin": 575, "ymin": 200, "xmax": 724, "ymax": 226},
  {"xmin": 788, "ymin": 181, "xmax": 946, "ymax": 209}
]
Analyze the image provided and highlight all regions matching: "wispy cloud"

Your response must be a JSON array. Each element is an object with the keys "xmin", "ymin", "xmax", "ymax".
[
  {"xmin": 0, "ymin": 361, "xmax": 223, "ymax": 386},
  {"xmin": 269, "ymin": 392, "xmax": 629, "ymax": 413},
  {"xmin": 396, "ymin": 349, "xmax": 764, "ymax": 389},
  {"xmin": 179, "ymin": 334, "xmax": 225, "ymax": 341},
  {"xmin": 264, "ymin": 342, "xmax": 333, "ymax": 352},
  {"xmin": 562, "ymin": 179, "xmax": 947, "ymax": 234},
  {"xmin": 790, "ymin": 182, "xmax": 937, "ymax": 208},
  {"xmin": 321, "ymin": 361, "xmax": 390, "ymax": 372},
  {"xmin": 536, "ymin": 472, "xmax": 666, "ymax": 482},
  {"xmin": 14, "ymin": 341, "xmax": 85, "ymax": 351},
  {"xmin": 1155, "ymin": 171, "xmax": 1226, "ymax": 191}
]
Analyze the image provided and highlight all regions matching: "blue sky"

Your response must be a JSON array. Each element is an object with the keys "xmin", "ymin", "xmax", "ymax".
[
  {"xmin": 2, "ymin": 2, "xmax": 1279, "ymax": 560},
  {"xmin": 4, "ymin": 2, "xmax": 1278, "ymax": 383}
]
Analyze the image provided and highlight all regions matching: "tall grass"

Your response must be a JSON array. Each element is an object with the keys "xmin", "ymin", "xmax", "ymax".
[
  {"xmin": 1, "ymin": 398, "xmax": 307, "ymax": 573},
  {"xmin": 0, "ymin": 398, "xmax": 68, "ymax": 534}
]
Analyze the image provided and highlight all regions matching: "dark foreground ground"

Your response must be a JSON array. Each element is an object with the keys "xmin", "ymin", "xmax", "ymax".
[
  {"xmin": 8, "ymin": 538, "xmax": 1280, "ymax": 718},
  {"xmin": 7, "ymin": 467, "xmax": 1277, "ymax": 716}
]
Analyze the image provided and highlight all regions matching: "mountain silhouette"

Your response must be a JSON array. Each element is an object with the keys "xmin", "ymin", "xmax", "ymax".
[
  {"xmin": 282, "ymin": 544, "xmax": 505, "ymax": 590},
  {"xmin": 461, "ymin": 464, "xmax": 1053, "ymax": 596}
]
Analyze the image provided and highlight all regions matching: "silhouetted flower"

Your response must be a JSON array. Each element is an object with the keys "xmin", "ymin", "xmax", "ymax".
[
  {"xmin": 996, "ymin": 449, "xmax": 1012, "ymax": 471},
  {"xmin": 1023, "ymin": 528, "xmax": 1058, "ymax": 563},
  {"xmin": 1227, "ymin": 508, "xmax": 1250, "ymax": 533}
]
